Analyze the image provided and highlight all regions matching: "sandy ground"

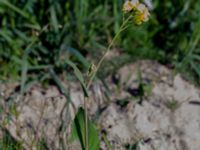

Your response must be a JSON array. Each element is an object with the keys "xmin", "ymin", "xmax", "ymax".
[{"xmin": 0, "ymin": 60, "xmax": 200, "ymax": 150}]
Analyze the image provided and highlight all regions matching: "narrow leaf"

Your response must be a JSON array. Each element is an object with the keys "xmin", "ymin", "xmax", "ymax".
[
  {"xmin": 190, "ymin": 62, "xmax": 200, "ymax": 77},
  {"xmin": 66, "ymin": 60, "xmax": 89, "ymax": 97},
  {"xmin": 0, "ymin": 0, "xmax": 29, "ymax": 19},
  {"xmin": 66, "ymin": 47, "xmax": 90, "ymax": 69}
]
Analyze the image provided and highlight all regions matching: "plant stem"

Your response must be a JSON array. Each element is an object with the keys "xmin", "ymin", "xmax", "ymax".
[
  {"xmin": 83, "ymin": 15, "xmax": 132, "ymax": 150},
  {"xmin": 86, "ymin": 15, "xmax": 132, "ymax": 89},
  {"xmin": 84, "ymin": 96, "xmax": 88, "ymax": 150}
]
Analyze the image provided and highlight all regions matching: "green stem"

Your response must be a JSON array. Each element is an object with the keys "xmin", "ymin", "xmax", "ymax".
[
  {"xmin": 83, "ymin": 15, "xmax": 132, "ymax": 150},
  {"xmin": 84, "ymin": 97, "xmax": 88, "ymax": 150},
  {"xmin": 86, "ymin": 15, "xmax": 132, "ymax": 89},
  {"xmin": 102, "ymin": 132, "xmax": 113, "ymax": 150}
]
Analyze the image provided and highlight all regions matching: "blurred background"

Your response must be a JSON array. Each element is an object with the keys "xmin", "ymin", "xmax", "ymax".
[{"xmin": 0, "ymin": 0, "xmax": 200, "ymax": 84}]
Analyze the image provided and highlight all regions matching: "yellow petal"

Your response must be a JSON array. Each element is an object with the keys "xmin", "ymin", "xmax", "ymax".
[{"xmin": 135, "ymin": 4, "xmax": 150, "ymax": 23}]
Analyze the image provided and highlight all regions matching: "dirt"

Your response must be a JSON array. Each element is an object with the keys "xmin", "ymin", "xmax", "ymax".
[{"xmin": 0, "ymin": 60, "xmax": 200, "ymax": 150}]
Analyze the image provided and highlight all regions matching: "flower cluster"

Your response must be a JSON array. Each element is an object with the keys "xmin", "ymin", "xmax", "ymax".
[{"xmin": 123, "ymin": 0, "xmax": 150, "ymax": 25}]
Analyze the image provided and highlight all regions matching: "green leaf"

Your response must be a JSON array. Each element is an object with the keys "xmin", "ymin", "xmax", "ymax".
[
  {"xmin": 20, "ymin": 53, "xmax": 28, "ymax": 94},
  {"xmin": 50, "ymin": 5, "xmax": 59, "ymax": 32},
  {"xmin": 66, "ymin": 60, "xmax": 89, "ymax": 97},
  {"xmin": 49, "ymin": 68, "xmax": 71, "ymax": 101},
  {"xmin": 190, "ymin": 61, "xmax": 200, "ymax": 77},
  {"xmin": 190, "ymin": 54, "xmax": 200, "ymax": 61},
  {"xmin": 66, "ymin": 47, "xmax": 90, "ymax": 69},
  {"xmin": 70, "ymin": 108, "xmax": 100, "ymax": 150},
  {"xmin": 0, "ymin": 0, "xmax": 29, "ymax": 19}
]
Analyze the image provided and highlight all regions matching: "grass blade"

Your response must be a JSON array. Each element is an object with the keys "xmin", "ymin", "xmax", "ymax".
[
  {"xmin": 66, "ymin": 47, "xmax": 90, "ymax": 69},
  {"xmin": 190, "ymin": 61, "xmax": 200, "ymax": 77},
  {"xmin": 0, "ymin": 0, "xmax": 29, "ymax": 19},
  {"xmin": 66, "ymin": 59, "xmax": 89, "ymax": 97}
]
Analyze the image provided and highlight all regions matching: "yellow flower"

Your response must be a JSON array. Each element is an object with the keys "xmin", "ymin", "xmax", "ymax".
[
  {"xmin": 137, "ymin": 4, "xmax": 150, "ymax": 22},
  {"xmin": 123, "ymin": 0, "xmax": 139, "ymax": 12},
  {"xmin": 134, "ymin": 4, "xmax": 150, "ymax": 24},
  {"xmin": 123, "ymin": 0, "xmax": 150, "ymax": 25}
]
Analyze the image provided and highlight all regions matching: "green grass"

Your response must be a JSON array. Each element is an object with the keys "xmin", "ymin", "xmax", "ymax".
[
  {"xmin": 0, "ymin": 130, "xmax": 23, "ymax": 150},
  {"xmin": 0, "ymin": 0, "xmax": 199, "ymax": 83},
  {"xmin": 165, "ymin": 99, "xmax": 179, "ymax": 112},
  {"xmin": 0, "ymin": 131, "xmax": 48, "ymax": 150}
]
